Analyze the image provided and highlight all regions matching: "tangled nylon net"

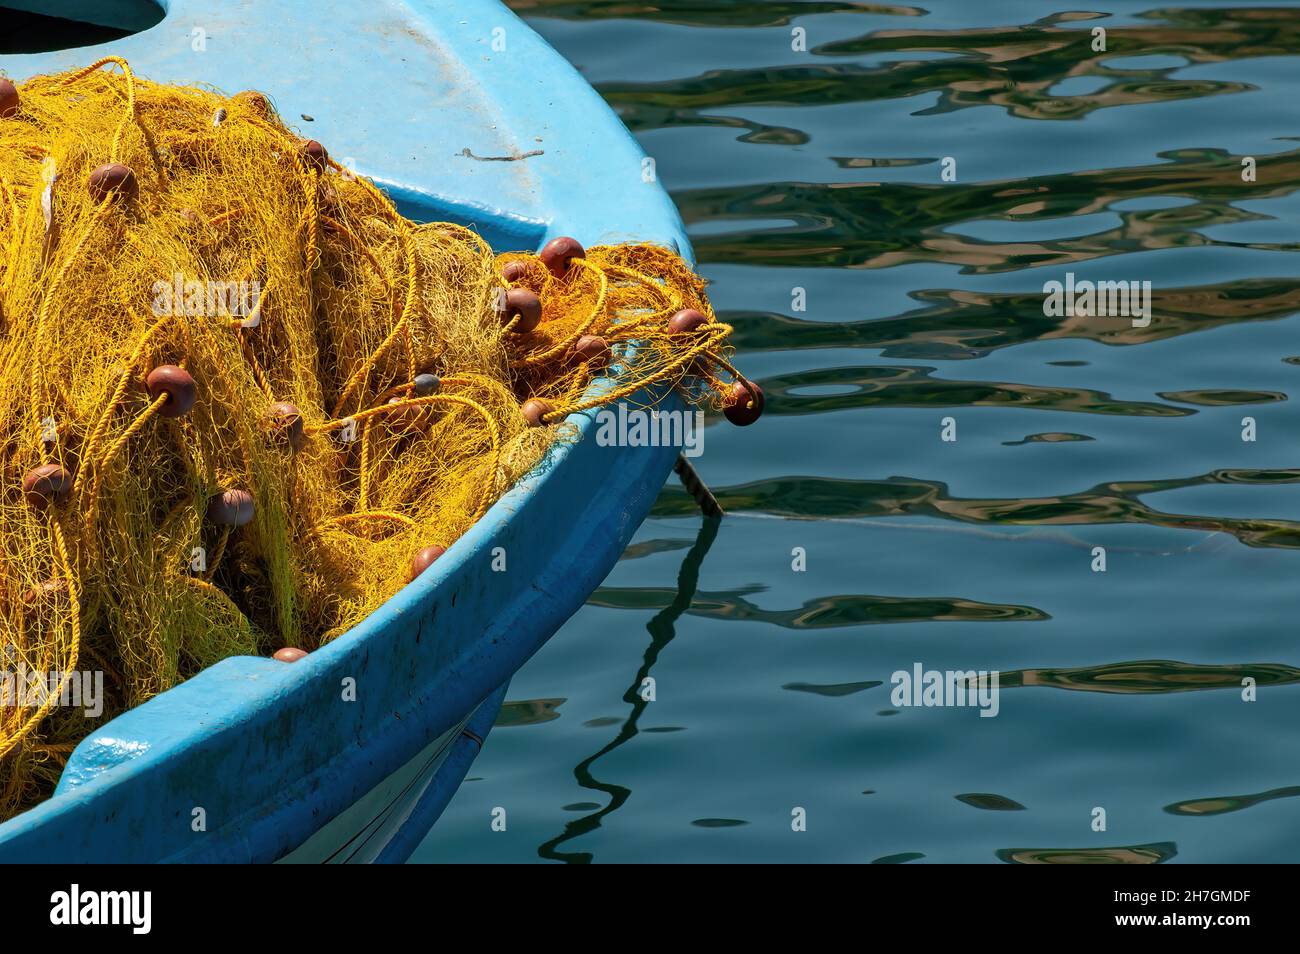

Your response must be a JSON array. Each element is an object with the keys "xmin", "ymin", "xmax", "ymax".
[{"xmin": 0, "ymin": 59, "xmax": 761, "ymax": 820}]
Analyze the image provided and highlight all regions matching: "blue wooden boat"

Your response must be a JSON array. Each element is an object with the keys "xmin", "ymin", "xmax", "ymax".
[{"xmin": 0, "ymin": 0, "xmax": 688, "ymax": 862}]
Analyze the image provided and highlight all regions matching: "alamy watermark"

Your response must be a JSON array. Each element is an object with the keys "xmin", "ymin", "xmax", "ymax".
[
  {"xmin": 594, "ymin": 402, "xmax": 704, "ymax": 458},
  {"xmin": 1, "ymin": 663, "xmax": 104, "ymax": 718},
  {"xmin": 1043, "ymin": 271, "xmax": 1151, "ymax": 327},
  {"xmin": 890, "ymin": 663, "xmax": 1000, "ymax": 718},
  {"xmin": 50, "ymin": 885, "xmax": 151, "ymax": 934},
  {"xmin": 151, "ymin": 272, "xmax": 262, "ymax": 324}
]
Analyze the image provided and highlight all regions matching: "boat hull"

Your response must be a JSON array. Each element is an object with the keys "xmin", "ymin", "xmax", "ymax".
[{"xmin": 0, "ymin": 0, "xmax": 690, "ymax": 861}]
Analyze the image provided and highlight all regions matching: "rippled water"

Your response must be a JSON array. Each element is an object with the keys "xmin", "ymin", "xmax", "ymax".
[{"xmin": 416, "ymin": 1, "xmax": 1300, "ymax": 863}]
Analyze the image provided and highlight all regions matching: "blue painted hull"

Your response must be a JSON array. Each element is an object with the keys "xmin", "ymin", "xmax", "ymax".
[{"xmin": 0, "ymin": 0, "xmax": 689, "ymax": 861}]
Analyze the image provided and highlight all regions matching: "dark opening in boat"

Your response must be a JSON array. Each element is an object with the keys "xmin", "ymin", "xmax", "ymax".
[{"xmin": 0, "ymin": 2, "xmax": 164, "ymax": 54}]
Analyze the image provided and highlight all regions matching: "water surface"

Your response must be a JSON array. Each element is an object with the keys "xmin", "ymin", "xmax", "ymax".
[{"xmin": 417, "ymin": 0, "xmax": 1300, "ymax": 863}]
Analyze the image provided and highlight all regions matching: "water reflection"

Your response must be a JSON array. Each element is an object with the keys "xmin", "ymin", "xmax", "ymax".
[
  {"xmin": 1165, "ymin": 785, "xmax": 1300, "ymax": 816},
  {"xmin": 999, "ymin": 659, "xmax": 1300, "ymax": 694},
  {"xmin": 589, "ymin": 585, "xmax": 1048, "ymax": 627},
  {"xmin": 652, "ymin": 469, "xmax": 1300, "ymax": 550},
  {"xmin": 537, "ymin": 516, "xmax": 720, "ymax": 862},
  {"xmin": 997, "ymin": 841, "xmax": 1177, "ymax": 864},
  {"xmin": 510, "ymin": 0, "xmax": 925, "ymax": 29},
  {"xmin": 675, "ymin": 146, "xmax": 1300, "ymax": 270},
  {"xmin": 495, "ymin": 698, "xmax": 566, "ymax": 728},
  {"xmin": 956, "ymin": 793, "xmax": 1026, "ymax": 811},
  {"xmin": 755, "ymin": 364, "xmax": 1193, "ymax": 417},
  {"xmin": 725, "ymin": 277, "xmax": 1300, "ymax": 356},
  {"xmin": 783, "ymin": 679, "xmax": 882, "ymax": 696},
  {"xmin": 596, "ymin": 6, "xmax": 1300, "ymax": 131}
]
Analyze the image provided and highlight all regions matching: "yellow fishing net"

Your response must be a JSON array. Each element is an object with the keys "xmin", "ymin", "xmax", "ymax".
[{"xmin": 0, "ymin": 59, "xmax": 761, "ymax": 820}]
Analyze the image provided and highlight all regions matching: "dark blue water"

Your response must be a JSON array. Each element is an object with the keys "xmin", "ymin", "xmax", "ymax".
[{"xmin": 416, "ymin": 1, "xmax": 1300, "ymax": 863}]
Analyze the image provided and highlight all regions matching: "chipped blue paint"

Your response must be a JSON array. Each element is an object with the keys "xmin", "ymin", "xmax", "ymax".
[{"xmin": 0, "ymin": 0, "xmax": 689, "ymax": 861}]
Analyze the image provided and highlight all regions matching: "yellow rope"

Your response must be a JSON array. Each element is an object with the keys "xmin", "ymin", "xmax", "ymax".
[
  {"xmin": 357, "ymin": 419, "xmax": 374, "ymax": 508},
  {"xmin": 79, "ymin": 312, "xmax": 171, "ymax": 477},
  {"xmin": 204, "ymin": 525, "xmax": 231, "ymax": 578},
  {"xmin": 96, "ymin": 393, "xmax": 168, "ymax": 474},
  {"xmin": 31, "ymin": 203, "xmax": 110, "ymax": 422}
]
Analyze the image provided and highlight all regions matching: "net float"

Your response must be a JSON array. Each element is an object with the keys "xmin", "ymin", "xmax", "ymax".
[
  {"xmin": 539, "ymin": 236, "xmax": 583, "ymax": 278},
  {"xmin": 0, "ymin": 78, "xmax": 18, "ymax": 119},
  {"xmin": 408, "ymin": 545, "xmax": 447, "ymax": 582},
  {"xmin": 413, "ymin": 373, "xmax": 441, "ymax": 397},
  {"xmin": 273, "ymin": 647, "xmax": 308, "ymax": 663},
  {"xmin": 298, "ymin": 139, "xmax": 328, "ymax": 172},
  {"xmin": 668, "ymin": 308, "xmax": 708, "ymax": 337},
  {"xmin": 87, "ymin": 163, "xmax": 138, "ymax": 203},
  {"xmin": 267, "ymin": 401, "xmax": 304, "ymax": 450},
  {"xmin": 207, "ymin": 488, "xmax": 255, "ymax": 527},
  {"xmin": 723, "ymin": 380, "xmax": 764, "ymax": 426},
  {"xmin": 146, "ymin": 365, "xmax": 197, "ymax": 417},
  {"xmin": 501, "ymin": 288, "xmax": 542, "ymax": 333},
  {"xmin": 22, "ymin": 464, "xmax": 71, "ymax": 510},
  {"xmin": 21, "ymin": 578, "xmax": 71, "ymax": 612},
  {"xmin": 501, "ymin": 260, "xmax": 529, "ymax": 284},
  {"xmin": 572, "ymin": 335, "xmax": 610, "ymax": 369},
  {"xmin": 521, "ymin": 398, "xmax": 553, "ymax": 427},
  {"xmin": 233, "ymin": 90, "xmax": 272, "ymax": 116},
  {"xmin": 386, "ymin": 396, "xmax": 426, "ymax": 432}
]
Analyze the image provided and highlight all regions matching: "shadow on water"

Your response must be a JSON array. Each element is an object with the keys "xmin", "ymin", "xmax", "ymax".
[{"xmin": 536, "ymin": 515, "xmax": 720, "ymax": 863}]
